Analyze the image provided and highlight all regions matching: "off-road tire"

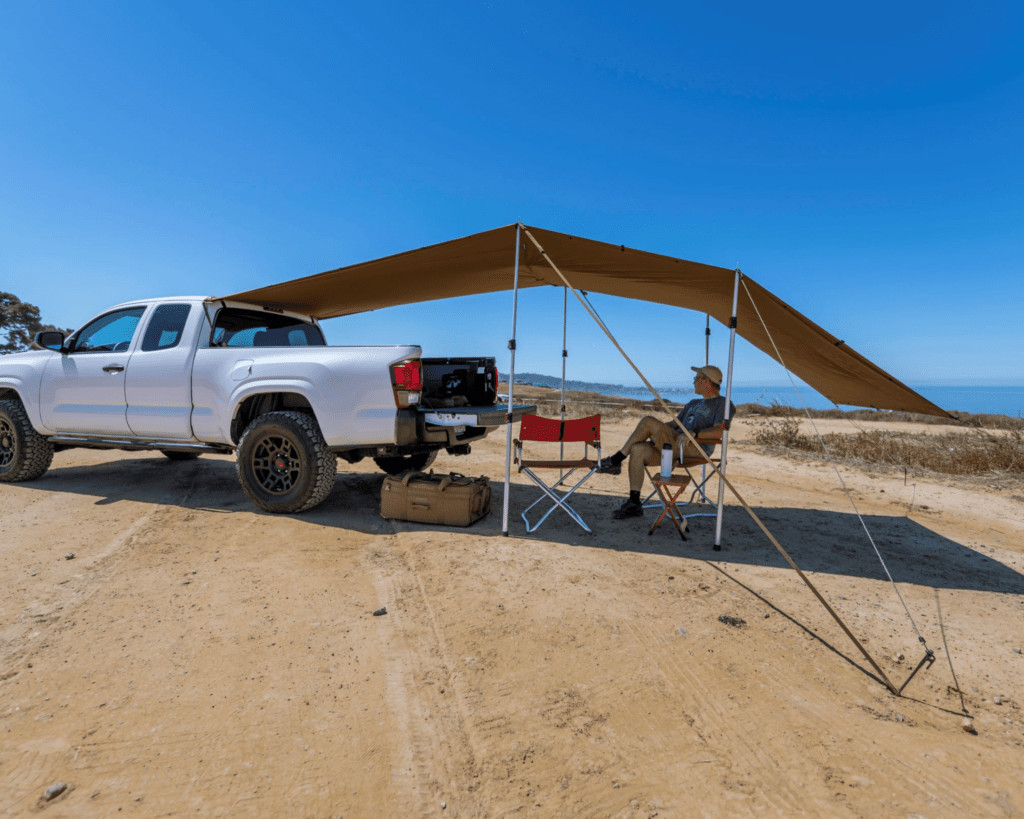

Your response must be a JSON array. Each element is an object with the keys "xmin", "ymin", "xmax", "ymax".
[
  {"xmin": 236, "ymin": 411, "xmax": 336, "ymax": 513},
  {"xmin": 0, "ymin": 398, "xmax": 54, "ymax": 482},
  {"xmin": 160, "ymin": 450, "xmax": 201, "ymax": 461},
  {"xmin": 373, "ymin": 450, "xmax": 437, "ymax": 476}
]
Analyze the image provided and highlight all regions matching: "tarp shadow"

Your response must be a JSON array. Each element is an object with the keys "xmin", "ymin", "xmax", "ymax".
[
  {"xmin": 316, "ymin": 477, "xmax": 1024, "ymax": 597},
  {"xmin": 29, "ymin": 457, "xmax": 1023, "ymax": 597}
]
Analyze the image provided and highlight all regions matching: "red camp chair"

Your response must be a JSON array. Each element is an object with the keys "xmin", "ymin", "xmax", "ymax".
[{"xmin": 514, "ymin": 414, "xmax": 601, "ymax": 534}]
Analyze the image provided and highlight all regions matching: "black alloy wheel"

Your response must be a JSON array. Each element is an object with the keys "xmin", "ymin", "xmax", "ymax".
[
  {"xmin": 0, "ymin": 417, "xmax": 15, "ymax": 469},
  {"xmin": 251, "ymin": 433, "xmax": 302, "ymax": 494},
  {"xmin": 0, "ymin": 399, "xmax": 54, "ymax": 482},
  {"xmin": 236, "ymin": 410, "xmax": 336, "ymax": 513}
]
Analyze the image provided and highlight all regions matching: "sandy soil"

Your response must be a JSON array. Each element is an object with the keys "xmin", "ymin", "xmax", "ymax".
[{"xmin": 2, "ymin": 411, "xmax": 1023, "ymax": 818}]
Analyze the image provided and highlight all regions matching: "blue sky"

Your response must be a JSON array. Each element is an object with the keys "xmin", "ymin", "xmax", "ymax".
[{"xmin": 2, "ymin": 1, "xmax": 1022, "ymax": 391}]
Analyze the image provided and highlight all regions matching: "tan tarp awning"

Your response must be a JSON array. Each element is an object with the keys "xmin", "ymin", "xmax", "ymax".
[{"xmin": 216, "ymin": 224, "xmax": 949, "ymax": 417}]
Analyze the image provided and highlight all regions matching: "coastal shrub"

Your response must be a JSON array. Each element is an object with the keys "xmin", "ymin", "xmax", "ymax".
[
  {"xmin": 736, "ymin": 403, "xmax": 1024, "ymax": 431},
  {"xmin": 751, "ymin": 420, "xmax": 1024, "ymax": 478}
]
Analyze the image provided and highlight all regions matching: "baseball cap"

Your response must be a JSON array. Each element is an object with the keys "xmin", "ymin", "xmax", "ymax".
[{"xmin": 691, "ymin": 365, "xmax": 723, "ymax": 386}]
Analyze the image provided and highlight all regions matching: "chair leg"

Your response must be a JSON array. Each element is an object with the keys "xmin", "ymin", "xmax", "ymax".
[
  {"xmin": 647, "ymin": 482, "xmax": 688, "ymax": 541},
  {"xmin": 646, "ymin": 467, "xmax": 720, "ymax": 521},
  {"xmin": 678, "ymin": 467, "xmax": 720, "ymax": 520},
  {"xmin": 521, "ymin": 469, "xmax": 578, "ymax": 518},
  {"xmin": 520, "ymin": 467, "xmax": 596, "ymax": 534},
  {"xmin": 643, "ymin": 467, "xmax": 666, "ymax": 510}
]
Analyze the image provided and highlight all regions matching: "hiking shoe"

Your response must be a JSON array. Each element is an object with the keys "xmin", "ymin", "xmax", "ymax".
[
  {"xmin": 612, "ymin": 499, "xmax": 644, "ymax": 519},
  {"xmin": 595, "ymin": 457, "xmax": 621, "ymax": 475}
]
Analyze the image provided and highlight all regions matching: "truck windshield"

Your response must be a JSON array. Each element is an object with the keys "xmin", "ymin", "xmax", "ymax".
[{"xmin": 211, "ymin": 308, "xmax": 326, "ymax": 348}]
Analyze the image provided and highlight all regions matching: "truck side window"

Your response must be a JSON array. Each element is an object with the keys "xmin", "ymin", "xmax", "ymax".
[
  {"xmin": 73, "ymin": 307, "xmax": 146, "ymax": 353},
  {"xmin": 211, "ymin": 308, "xmax": 325, "ymax": 348},
  {"xmin": 141, "ymin": 304, "xmax": 192, "ymax": 352}
]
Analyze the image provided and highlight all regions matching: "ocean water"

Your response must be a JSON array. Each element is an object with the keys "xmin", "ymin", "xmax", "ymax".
[{"xmin": 598, "ymin": 385, "xmax": 1024, "ymax": 417}]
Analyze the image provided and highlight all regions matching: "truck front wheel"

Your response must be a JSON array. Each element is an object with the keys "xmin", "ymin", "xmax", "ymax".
[
  {"xmin": 236, "ymin": 411, "xmax": 337, "ymax": 513},
  {"xmin": 373, "ymin": 450, "xmax": 437, "ymax": 476},
  {"xmin": 0, "ymin": 399, "xmax": 54, "ymax": 483}
]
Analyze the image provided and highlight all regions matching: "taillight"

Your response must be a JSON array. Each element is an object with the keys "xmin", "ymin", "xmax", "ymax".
[{"xmin": 390, "ymin": 359, "xmax": 422, "ymax": 407}]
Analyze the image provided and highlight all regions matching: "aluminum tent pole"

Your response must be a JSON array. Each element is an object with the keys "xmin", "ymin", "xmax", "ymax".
[
  {"xmin": 705, "ymin": 314, "xmax": 710, "ymax": 365},
  {"xmin": 714, "ymin": 269, "xmax": 741, "ymax": 551},
  {"xmin": 559, "ymin": 286, "xmax": 568, "ymax": 467},
  {"xmin": 501, "ymin": 224, "xmax": 523, "ymax": 537},
  {"xmin": 702, "ymin": 314, "xmax": 710, "ymax": 492}
]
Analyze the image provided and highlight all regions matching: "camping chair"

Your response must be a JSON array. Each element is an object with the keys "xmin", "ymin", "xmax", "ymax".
[
  {"xmin": 514, "ymin": 414, "xmax": 601, "ymax": 534},
  {"xmin": 643, "ymin": 433, "xmax": 723, "ymax": 521}
]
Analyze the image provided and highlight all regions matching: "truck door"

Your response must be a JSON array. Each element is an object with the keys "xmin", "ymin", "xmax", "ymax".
[
  {"xmin": 39, "ymin": 306, "xmax": 146, "ymax": 435},
  {"xmin": 124, "ymin": 303, "xmax": 198, "ymax": 439}
]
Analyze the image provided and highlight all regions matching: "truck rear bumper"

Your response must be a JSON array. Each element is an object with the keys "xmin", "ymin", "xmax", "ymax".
[
  {"xmin": 328, "ymin": 403, "xmax": 537, "ymax": 459},
  {"xmin": 420, "ymin": 403, "xmax": 536, "ymax": 427}
]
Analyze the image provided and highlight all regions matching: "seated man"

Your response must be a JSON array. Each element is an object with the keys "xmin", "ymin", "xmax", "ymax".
[{"xmin": 596, "ymin": 364, "xmax": 735, "ymax": 519}]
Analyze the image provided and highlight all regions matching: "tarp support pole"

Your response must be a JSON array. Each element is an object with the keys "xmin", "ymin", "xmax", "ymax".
[
  {"xmin": 501, "ymin": 224, "xmax": 522, "ymax": 536},
  {"xmin": 702, "ymin": 314, "xmax": 710, "ymax": 494},
  {"xmin": 521, "ymin": 225, "xmax": 899, "ymax": 695},
  {"xmin": 714, "ymin": 271, "xmax": 740, "ymax": 551},
  {"xmin": 704, "ymin": 314, "xmax": 710, "ymax": 365},
  {"xmin": 560, "ymin": 286, "xmax": 568, "ymax": 470}
]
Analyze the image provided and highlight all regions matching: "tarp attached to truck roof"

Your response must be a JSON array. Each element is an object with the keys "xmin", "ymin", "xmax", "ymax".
[{"xmin": 214, "ymin": 223, "xmax": 948, "ymax": 417}]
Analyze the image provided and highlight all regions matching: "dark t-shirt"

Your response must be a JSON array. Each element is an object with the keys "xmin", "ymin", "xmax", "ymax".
[{"xmin": 676, "ymin": 395, "xmax": 735, "ymax": 455}]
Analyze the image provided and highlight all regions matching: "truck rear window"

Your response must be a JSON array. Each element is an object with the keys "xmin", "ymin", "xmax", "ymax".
[{"xmin": 211, "ymin": 308, "xmax": 325, "ymax": 348}]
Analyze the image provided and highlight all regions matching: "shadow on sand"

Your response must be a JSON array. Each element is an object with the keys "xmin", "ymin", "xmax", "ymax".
[{"xmin": 28, "ymin": 454, "xmax": 1024, "ymax": 597}]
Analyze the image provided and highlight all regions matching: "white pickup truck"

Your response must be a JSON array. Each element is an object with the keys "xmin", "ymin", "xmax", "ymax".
[{"xmin": 0, "ymin": 297, "xmax": 530, "ymax": 513}]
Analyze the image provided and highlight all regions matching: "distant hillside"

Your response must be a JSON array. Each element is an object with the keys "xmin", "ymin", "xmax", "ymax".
[{"xmin": 499, "ymin": 372, "xmax": 693, "ymax": 397}]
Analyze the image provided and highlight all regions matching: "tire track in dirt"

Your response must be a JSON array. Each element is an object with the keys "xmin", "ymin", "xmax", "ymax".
[
  {"xmin": 660, "ymin": 568, "xmax": 1001, "ymax": 817},
  {"xmin": 1, "ymin": 466, "xmax": 199, "ymax": 674},
  {"xmin": 622, "ymin": 617, "xmax": 810, "ymax": 816},
  {"xmin": 368, "ymin": 539, "xmax": 489, "ymax": 817}
]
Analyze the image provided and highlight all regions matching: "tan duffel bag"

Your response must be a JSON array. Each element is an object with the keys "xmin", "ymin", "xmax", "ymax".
[{"xmin": 380, "ymin": 470, "xmax": 492, "ymax": 527}]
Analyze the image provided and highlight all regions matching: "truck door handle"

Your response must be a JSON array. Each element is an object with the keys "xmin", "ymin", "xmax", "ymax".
[{"xmin": 102, "ymin": 364, "xmax": 125, "ymax": 373}]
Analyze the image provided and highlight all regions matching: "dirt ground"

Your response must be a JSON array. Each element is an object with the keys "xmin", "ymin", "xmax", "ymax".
[{"xmin": 2, "ymin": 411, "xmax": 1023, "ymax": 818}]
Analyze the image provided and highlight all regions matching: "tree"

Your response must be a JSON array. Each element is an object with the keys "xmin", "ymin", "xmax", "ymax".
[{"xmin": 0, "ymin": 292, "xmax": 73, "ymax": 354}]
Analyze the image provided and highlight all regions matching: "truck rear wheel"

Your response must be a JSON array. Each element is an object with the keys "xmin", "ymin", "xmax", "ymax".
[
  {"xmin": 0, "ymin": 398, "xmax": 54, "ymax": 483},
  {"xmin": 373, "ymin": 450, "xmax": 437, "ymax": 476},
  {"xmin": 236, "ymin": 411, "xmax": 336, "ymax": 513}
]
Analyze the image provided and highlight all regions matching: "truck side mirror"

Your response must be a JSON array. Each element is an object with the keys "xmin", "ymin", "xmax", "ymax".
[{"xmin": 33, "ymin": 331, "xmax": 66, "ymax": 352}]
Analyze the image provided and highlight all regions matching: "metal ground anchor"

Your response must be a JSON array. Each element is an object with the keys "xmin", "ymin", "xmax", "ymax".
[{"xmin": 897, "ymin": 648, "xmax": 936, "ymax": 695}]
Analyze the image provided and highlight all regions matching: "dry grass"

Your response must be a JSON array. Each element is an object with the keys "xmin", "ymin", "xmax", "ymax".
[
  {"xmin": 750, "ymin": 417, "xmax": 1024, "ymax": 480},
  {"xmin": 737, "ymin": 402, "xmax": 1024, "ymax": 431}
]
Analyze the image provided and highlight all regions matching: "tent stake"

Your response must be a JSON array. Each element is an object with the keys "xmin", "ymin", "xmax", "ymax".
[
  {"xmin": 897, "ymin": 649, "xmax": 936, "ymax": 695},
  {"xmin": 520, "ymin": 225, "xmax": 900, "ymax": 695},
  {"xmin": 714, "ymin": 270, "xmax": 740, "ymax": 551},
  {"xmin": 501, "ymin": 224, "xmax": 522, "ymax": 536}
]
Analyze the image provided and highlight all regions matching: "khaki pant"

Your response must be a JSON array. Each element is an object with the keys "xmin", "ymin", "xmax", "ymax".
[{"xmin": 618, "ymin": 416, "xmax": 704, "ymax": 492}]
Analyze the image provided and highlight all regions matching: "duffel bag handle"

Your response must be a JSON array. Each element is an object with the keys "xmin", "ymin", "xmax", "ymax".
[
  {"xmin": 438, "ymin": 472, "xmax": 468, "ymax": 492},
  {"xmin": 400, "ymin": 470, "xmax": 489, "ymax": 492},
  {"xmin": 436, "ymin": 472, "xmax": 487, "ymax": 492},
  {"xmin": 401, "ymin": 469, "xmax": 434, "ymax": 487}
]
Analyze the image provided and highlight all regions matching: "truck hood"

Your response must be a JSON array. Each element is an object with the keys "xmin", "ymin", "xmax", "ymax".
[{"xmin": 1, "ymin": 348, "xmax": 55, "ymax": 363}]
